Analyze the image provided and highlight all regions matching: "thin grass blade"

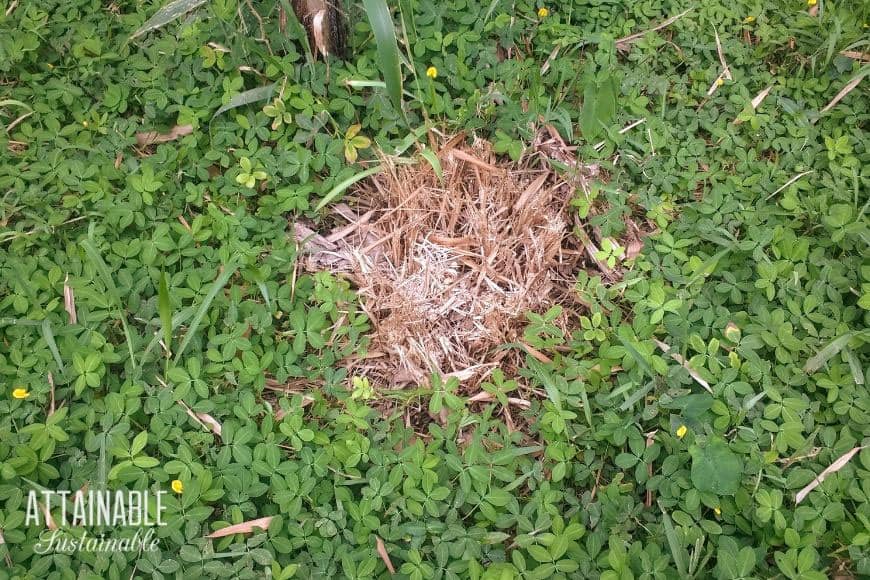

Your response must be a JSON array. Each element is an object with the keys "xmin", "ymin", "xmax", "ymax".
[
  {"xmin": 158, "ymin": 271, "xmax": 172, "ymax": 354},
  {"xmin": 130, "ymin": 0, "xmax": 209, "ymax": 40},
  {"xmin": 40, "ymin": 320, "xmax": 66, "ymax": 377},
  {"xmin": 81, "ymin": 239, "xmax": 137, "ymax": 369},
  {"xmin": 361, "ymin": 0, "xmax": 403, "ymax": 113},
  {"xmin": 659, "ymin": 501, "xmax": 689, "ymax": 577},
  {"xmin": 213, "ymin": 84, "xmax": 276, "ymax": 118},
  {"xmin": 174, "ymin": 261, "xmax": 239, "ymax": 363},
  {"xmin": 315, "ymin": 166, "xmax": 381, "ymax": 211},
  {"xmin": 804, "ymin": 330, "xmax": 868, "ymax": 373}
]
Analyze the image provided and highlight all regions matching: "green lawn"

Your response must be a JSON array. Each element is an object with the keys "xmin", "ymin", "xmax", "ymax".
[{"xmin": 1, "ymin": 0, "xmax": 869, "ymax": 578}]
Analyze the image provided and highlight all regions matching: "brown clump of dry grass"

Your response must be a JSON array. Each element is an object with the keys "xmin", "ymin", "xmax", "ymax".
[{"xmin": 295, "ymin": 135, "xmax": 601, "ymax": 390}]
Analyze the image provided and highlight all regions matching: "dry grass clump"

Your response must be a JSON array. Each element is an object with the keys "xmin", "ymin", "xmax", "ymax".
[{"xmin": 294, "ymin": 135, "xmax": 602, "ymax": 389}]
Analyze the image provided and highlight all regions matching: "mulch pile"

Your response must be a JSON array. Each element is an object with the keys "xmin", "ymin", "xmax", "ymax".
[{"xmin": 294, "ymin": 130, "xmax": 638, "ymax": 396}]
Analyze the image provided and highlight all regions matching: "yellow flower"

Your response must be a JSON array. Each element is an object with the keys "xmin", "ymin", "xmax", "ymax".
[
  {"xmin": 716, "ymin": 78, "xmax": 724, "ymax": 87},
  {"xmin": 743, "ymin": 16, "xmax": 755, "ymax": 23},
  {"xmin": 676, "ymin": 425, "xmax": 688, "ymax": 438},
  {"xmin": 714, "ymin": 507, "xmax": 722, "ymax": 516},
  {"xmin": 426, "ymin": 66, "xmax": 438, "ymax": 79},
  {"xmin": 82, "ymin": 120, "xmax": 89, "ymax": 128},
  {"xmin": 171, "ymin": 480, "xmax": 183, "ymax": 494},
  {"xmin": 12, "ymin": 388, "xmax": 29, "ymax": 399},
  {"xmin": 807, "ymin": 0, "xmax": 816, "ymax": 6},
  {"xmin": 537, "ymin": 7, "xmax": 549, "ymax": 18}
]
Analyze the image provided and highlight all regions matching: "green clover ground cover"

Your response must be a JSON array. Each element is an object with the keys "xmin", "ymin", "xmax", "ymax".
[{"xmin": 1, "ymin": 0, "xmax": 869, "ymax": 578}]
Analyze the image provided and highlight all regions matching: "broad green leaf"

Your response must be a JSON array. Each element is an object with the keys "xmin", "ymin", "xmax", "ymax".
[{"xmin": 690, "ymin": 437, "xmax": 743, "ymax": 495}]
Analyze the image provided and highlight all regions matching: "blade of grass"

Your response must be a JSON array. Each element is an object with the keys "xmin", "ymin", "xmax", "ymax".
[
  {"xmin": 345, "ymin": 79, "xmax": 387, "ymax": 89},
  {"xmin": 526, "ymin": 358, "xmax": 562, "ymax": 409},
  {"xmin": 483, "ymin": 0, "xmax": 501, "ymax": 23},
  {"xmin": 804, "ymin": 330, "xmax": 869, "ymax": 373},
  {"xmin": 40, "ymin": 320, "xmax": 66, "ymax": 377},
  {"xmin": 80, "ymin": 239, "xmax": 137, "ymax": 370},
  {"xmin": 576, "ymin": 379, "xmax": 593, "ymax": 426},
  {"xmin": 419, "ymin": 148, "xmax": 443, "ymax": 183},
  {"xmin": 617, "ymin": 379, "xmax": 657, "ymax": 411},
  {"xmin": 212, "ymin": 83, "xmax": 276, "ymax": 118},
  {"xmin": 129, "ymin": 0, "xmax": 209, "ymax": 40},
  {"xmin": 158, "ymin": 271, "xmax": 172, "ymax": 355},
  {"xmin": 141, "ymin": 307, "xmax": 194, "ymax": 367},
  {"xmin": 617, "ymin": 333, "xmax": 654, "ymax": 377},
  {"xmin": 659, "ymin": 501, "xmax": 689, "ymax": 577},
  {"xmin": 315, "ymin": 165, "xmax": 381, "ymax": 211},
  {"xmin": 361, "ymin": 0, "xmax": 403, "ymax": 113},
  {"xmin": 844, "ymin": 348, "xmax": 865, "ymax": 385},
  {"xmin": 174, "ymin": 261, "xmax": 239, "ymax": 363}
]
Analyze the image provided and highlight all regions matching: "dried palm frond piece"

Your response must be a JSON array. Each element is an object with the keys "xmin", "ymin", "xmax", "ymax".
[{"xmin": 294, "ymin": 137, "xmax": 604, "ymax": 389}]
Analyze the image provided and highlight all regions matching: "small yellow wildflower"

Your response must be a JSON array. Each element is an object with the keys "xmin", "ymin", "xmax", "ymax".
[
  {"xmin": 716, "ymin": 78, "xmax": 724, "ymax": 87},
  {"xmin": 676, "ymin": 425, "xmax": 688, "ymax": 438},
  {"xmin": 426, "ymin": 66, "xmax": 438, "ymax": 79},
  {"xmin": 47, "ymin": 63, "xmax": 54, "ymax": 69},
  {"xmin": 171, "ymin": 480, "xmax": 183, "ymax": 494},
  {"xmin": 807, "ymin": 0, "xmax": 816, "ymax": 5},
  {"xmin": 538, "ymin": 7, "xmax": 549, "ymax": 18},
  {"xmin": 12, "ymin": 388, "xmax": 29, "ymax": 399},
  {"xmin": 743, "ymin": 16, "xmax": 756, "ymax": 24},
  {"xmin": 714, "ymin": 507, "xmax": 722, "ymax": 516},
  {"xmin": 82, "ymin": 120, "xmax": 89, "ymax": 128}
]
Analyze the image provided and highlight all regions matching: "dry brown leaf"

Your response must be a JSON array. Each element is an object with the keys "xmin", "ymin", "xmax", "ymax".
[
  {"xmin": 71, "ymin": 483, "xmax": 89, "ymax": 526},
  {"xmin": 840, "ymin": 50, "xmax": 870, "ymax": 62},
  {"xmin": 206, "ymin": 516, "xmax": 273, "ymax": 538},
  {"xmin": 707, "ymin": 72, "xmax": 728, "ymax": 96},
  {"xmin": 467, "ymin": 391, "xmax": 531, "ymax": 408},
  {"xmin": 63, "ymin": 274, "xmax": 77, "ymax": 324},
  {"xmin": 734, "ymin": 85, "xmax": 773, "ymax": 124},
  {"xmin": 196, "ymin": 412, "xmax": 222, "ymax": 436},
  {"xmin": 42, "ymin": 502, "xmax": 57, "ymax": 530},
  {"xmin": 819, "ymin": 73, "xmax": 866, "ymax": 116},
  {"xmin": 375, "ymin": 536, "xmax": 396, "ymax": 574},
  {"xmin": 750, "ymin": 85, "xmax": 773, "ymax": 109},
  {"xmin": 714, "ymin": 28, "xmax": 732, "ymax": 80},
  {"xmin": 519, "ymin": 341, "xmax": 553, "ymax": 364},
  {"xmin": 795, "ymin": 446, "xmax": 866, "ymax": 504},
  {"xmin": 450, "ymin": 149, "xmax": 503, "ymax": 173},
  {"xmin": 706, "ymin": 28, "xmax": 731, "ymax": 97},
  {"xmin": 48, "ymin": 371, "xmax": 56, "ymax": 416},
  {"xmin": 311, "ymin": 9, "xmax": 328, "ymax": 57},
  {"xmin": 178, "ymin": 401, "xmax": 222, "ymax": 436},
  {"xmin": 135, "ymin": 124, "xmax": 193, "ymax": 147}
]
